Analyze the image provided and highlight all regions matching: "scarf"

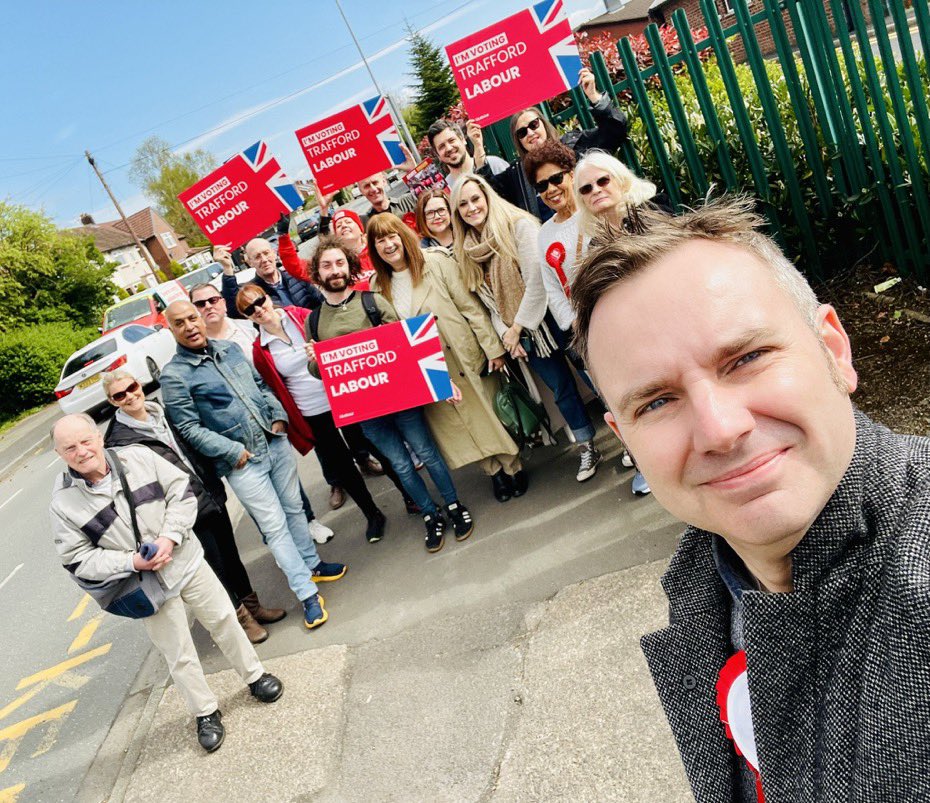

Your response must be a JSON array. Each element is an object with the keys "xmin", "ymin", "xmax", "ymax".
[{"xmin": 463, "ymin": 228, "xmax": 525, "ymax": 328}]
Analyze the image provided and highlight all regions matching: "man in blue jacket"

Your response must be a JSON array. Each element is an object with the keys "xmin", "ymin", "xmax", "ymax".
[
  {"xmin": 219, "ymin": 238, "xmax": 322, "ymax": 319},
  {"xmin": 160, "ymin": 300, "xmax": 345, "ymax": 631}
]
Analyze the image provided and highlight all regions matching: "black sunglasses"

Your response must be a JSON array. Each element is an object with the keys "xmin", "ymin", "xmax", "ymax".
[
  {"xmin": 515, "ymin": 118, "xmax": 543, "ymax": 140},
  {"xmin": 578, "ymin": 175, "xmax": 612, "ymax": 196},
  {"xmin": 533, "ymin": 172, "xmax": 568, "ymax": 194},
  {"xmin": 243, "ymin": 295, "xmax": 268, "ymax": 316},
  {"xmin": 110, "ymin": 381, "xmax": 140, "ymax": 402},
  {"xmin": 193, "ymin": 295, "xmax": 223, "ymax": 309}
]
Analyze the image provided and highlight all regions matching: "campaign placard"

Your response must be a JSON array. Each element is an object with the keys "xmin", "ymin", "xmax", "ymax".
[
  {"xmin": 315, "ymin": 314, "xmax": 453, "ymax": 426},
  {"xmin": 295, "ymin": 95, "xmax": 405, "ymax": 195},
  {"xmin": 445, "ymin": 0, "xmax": 582, "ymax": 126},
  {"xmin": 403, "ymin": 157, "xmax": 449, "ymax": 197},
  {"xmin": 177, "ymin": 141, "xmax": 302, "ymax": 250}
]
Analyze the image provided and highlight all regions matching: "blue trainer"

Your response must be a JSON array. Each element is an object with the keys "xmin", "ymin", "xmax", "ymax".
[
  {"xmin": 311, "ymin": 561, "xmax": 347, "ymax": 582},
  {"xmin": 302, "ymin": 593, "xmax": 328, "ymax": 630},
  {"xmin": 632, "ymin": 472, "xmax": 651, "ymax": 496}
]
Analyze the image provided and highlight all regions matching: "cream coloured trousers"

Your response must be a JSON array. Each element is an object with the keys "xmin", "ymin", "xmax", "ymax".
[{"xmin": 143, "ymin": 561, "xmax": 264, "ymax": 717}]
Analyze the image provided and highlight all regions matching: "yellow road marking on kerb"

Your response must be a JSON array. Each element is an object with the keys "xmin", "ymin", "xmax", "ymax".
[
  {"xmin": 0, "ymin": 700, "xmax": 78, "ymax": 773},
  {"xmin": 68, "ymin": 613, "xmax": 104, "ymax": 654},
  {"xmin": 15, "ymin": 644, "xmax": 111, "ymax": 690},
  {"xmin": 66, "ymin": 594, "xmax": 91, "ymax": 622},
  {"xmin": 0, "ymin": 783, "xmax": 26, "ymax": 802}
]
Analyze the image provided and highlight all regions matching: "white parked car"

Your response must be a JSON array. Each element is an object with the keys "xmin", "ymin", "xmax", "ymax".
[
  {"xmin": 54, "ymin": 325, "xmax": 177, "ymax": 414},
  {"xmin": 176, "ymin": 261, "xmax": 224, "ymax": 293}
]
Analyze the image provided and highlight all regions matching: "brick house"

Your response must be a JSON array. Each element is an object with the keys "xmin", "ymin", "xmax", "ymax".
[
  {"xmin": 574, "ymin": 0, "xmax": 658, "ymax": 39},
  {"xmin": 107, "ymin": 207, "xmax": 193, "ymax": 273},
  {"xmin": 70, "ymin": 217, "xmax": 157, "ymax": 292}
]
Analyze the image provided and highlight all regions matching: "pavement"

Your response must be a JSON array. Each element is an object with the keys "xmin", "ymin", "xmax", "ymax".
[{"xmin": 66, "ymin": 421, "xmax": 692, "ymax": 803}]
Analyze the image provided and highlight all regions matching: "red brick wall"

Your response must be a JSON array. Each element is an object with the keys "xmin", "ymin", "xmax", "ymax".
[{"xmin": 578, "ymin": 18, "xmax": 652, "ymax": 41}]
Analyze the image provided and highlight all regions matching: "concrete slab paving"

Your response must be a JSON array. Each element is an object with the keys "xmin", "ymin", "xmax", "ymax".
[
  {"xmin": 492, "ymin": 560, "xmax": 690, "ymax": 802},
  {"xmin": 122, "ymin": 646, "xmax": 348, "ymax": 803}
]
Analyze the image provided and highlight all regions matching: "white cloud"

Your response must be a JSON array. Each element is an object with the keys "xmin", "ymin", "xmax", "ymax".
[
  {"xmin": 56, "ymin": 123, "xmax": 77, "ymax": 142},
  {"xmin": 567, "ymin": 0, "xmax": 608, "ymax": 27}
]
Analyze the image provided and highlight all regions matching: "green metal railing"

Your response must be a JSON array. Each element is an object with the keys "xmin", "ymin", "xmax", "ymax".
[{"xmin": 481, "ymin": 0, "xmax": 929, "ymax": 282}]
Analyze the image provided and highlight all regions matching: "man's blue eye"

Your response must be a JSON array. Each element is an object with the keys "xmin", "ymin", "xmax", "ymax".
[
  {"xmin": 644, "ymin": 397, "xmax": 669, "ymax": 413},
  {"xmin": 734, "ymin": 350, "xmax": 763, "ymax": 369}
]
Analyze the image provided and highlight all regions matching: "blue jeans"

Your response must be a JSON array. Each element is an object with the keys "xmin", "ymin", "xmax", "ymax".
[
  {"xmin": 226, "ymin": 435, "xmax": 320, "ymax": 602},
  {"xmin": 528, "ymin": 326, "xmax": 595, "ymax": 443},
  {"xmin": 361, "ymin": 408, "xmax": 457, "ymax": 516}
]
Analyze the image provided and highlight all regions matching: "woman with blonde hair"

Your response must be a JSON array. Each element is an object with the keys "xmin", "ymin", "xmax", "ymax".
[
  {"xmin": 367, "ymin": 212, "xmax": 526, "ymax": 503},
  {"xmin": 573, "ymin": 149, "xmax": 661, "ymax": 236},
  {"xmin": 451, "ymin": 173, "xmax": 602, "ymax": 483}
]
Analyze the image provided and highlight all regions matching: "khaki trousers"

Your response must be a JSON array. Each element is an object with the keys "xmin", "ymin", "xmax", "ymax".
[
  {"xmin": 479, "ymin": 453, "xmax": 523, "ymax": 477},
  {"xmin": 143, "ymin": 561, "xmax": 264, "ymax": 717}
]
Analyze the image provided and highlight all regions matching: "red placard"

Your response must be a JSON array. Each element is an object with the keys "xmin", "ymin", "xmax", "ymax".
[
  {"xmin": 177, "ymin": 141, "xmax": 302, "ymax": 250},
  {"xmin": 315, "ymin": 314, "xmax": 453, "ymax": 426},
  {"xmin": 295, "ymin": 95, "xmax": 405, "ymax": 195},
  {"xmin": 445, "ymin": 0, "xmax": 582, "ymax": 126}
]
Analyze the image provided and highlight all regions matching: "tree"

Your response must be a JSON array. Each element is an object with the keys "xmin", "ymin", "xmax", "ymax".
[
  {"xmin": 0, "ymin": 202, "xmax": 116, "ymax": 332},
  {"xmin": 129, "ymin": 136, "xmax": 218, "ymax": 248},
  {"xmin": 406, "ymin": 26, "xmax": 460, "ymax": 139}
]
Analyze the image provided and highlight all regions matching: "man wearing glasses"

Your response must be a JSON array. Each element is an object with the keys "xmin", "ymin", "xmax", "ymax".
[
  {"xmin": 159, "ymin": 300, "xmax": 346, "ymax": 632},
  {"xmin": 189, "ymin": 282, "xmax": 258, "ymax": 363}
]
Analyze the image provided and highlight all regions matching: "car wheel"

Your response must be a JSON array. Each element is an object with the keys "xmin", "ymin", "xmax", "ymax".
[{"xmin": 146, "ymin": 358, "xmax": 161, "ymax": 387}]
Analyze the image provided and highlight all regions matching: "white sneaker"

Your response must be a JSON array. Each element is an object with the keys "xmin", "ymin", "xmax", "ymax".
[
  {"xmin": 309, "ymin": 519, "xmax": 335, "ymax": 545},
  {"xmin": 576, "ymin": 442, "xmax": 601, "ymax": 482},
  {"xmin": 621, "ymin": 451, "xmax": 634, "ymax": 468},
  {"xmin": 632, "ymin": 472, "xmax": 651, "ymax": 496}
]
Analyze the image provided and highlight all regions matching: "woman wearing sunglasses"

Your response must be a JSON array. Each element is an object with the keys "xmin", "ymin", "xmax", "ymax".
[
  {"xmin": 470, "ymin": 68, "xmax": 628, "ymax": 221},
  {"xmin": 451, "ymin": 173, "xmax": 601, "ymax": 483},
  {"xmin": 234, "ymin": 286, "xmax": 388, "ymax": 545},
  {"xmin": 367, "ymin": 212, "xmax": 525, "ymax": 506},
  {"xmin": 103, "ymin": 369, "xmax": 285, "ymax": 644},
  {"xmin": 415, "ymin": 190, "xmax": 455, "ymax": 251}
]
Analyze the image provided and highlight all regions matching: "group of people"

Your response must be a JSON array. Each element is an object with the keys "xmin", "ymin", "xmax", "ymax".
[{"xmin": 48, "ymin": 65, "xmax": 929, "ymax": 801}]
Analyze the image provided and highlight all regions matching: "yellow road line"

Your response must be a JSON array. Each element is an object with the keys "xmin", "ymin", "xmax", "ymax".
[
  {"xmin": 0, "ymin": 687, "xmax": 43, "ymax": 724},
  {"xmin": 68, "ymin": 613, "xmax": 104, "ymax": 655},
  {"xmin": 15, "ymin": 645, "xmax": 111, "ymax": 691},
  {"xmin": 0, "ymin": 783, "xmax": 27, "ymax": 803},
  {"xmin": 0, "ymin": 701, "xmax": 78, "ymax": 773},
  {"xmin": 66, "ymin": 594, "xmax": 91, "ymax": 622}
]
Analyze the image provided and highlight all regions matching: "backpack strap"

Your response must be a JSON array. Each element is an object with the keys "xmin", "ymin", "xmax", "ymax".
[
  {"xmin": 307, "ymin": 305, "xmax": 322, "ymax": 342},
  {"xmin": 360, "ymin": 291, "xmax": 382, "ymax": 328},
  {"xmin": 105, "ymin": 448, "xmax": 142, "ymax": 551}
]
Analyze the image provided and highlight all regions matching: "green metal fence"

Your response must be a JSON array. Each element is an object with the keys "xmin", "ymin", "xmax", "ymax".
[{"xmin": 481, "ymin": 0, "xmax": 929, "ymax": 283}]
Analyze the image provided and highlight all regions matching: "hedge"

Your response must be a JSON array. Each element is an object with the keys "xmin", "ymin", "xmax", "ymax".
[{"xmin": 0, "ymin": 323, "xmax": 98, "ymax": 417}]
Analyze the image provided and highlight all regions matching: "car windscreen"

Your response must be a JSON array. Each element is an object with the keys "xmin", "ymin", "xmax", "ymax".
[
  {"xmin": 104, "ymin": 297, "xmax": 152, "ymax": 329},
  {"xmin": 62, "ymin": 339, "xmax": 118, "ymax": 378},
  {"xmin": 177, "ymin": 269, "xmax": 206, "ymax": 290}
]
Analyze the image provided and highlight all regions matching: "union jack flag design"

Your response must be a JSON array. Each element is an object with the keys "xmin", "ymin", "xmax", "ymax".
[
  {"xmin": 402, "ymin": 314, "xmax": 453, "ymax": 402},
  {"xmin": 531, "ymin": 0, "xmax": 582, "ymax": 90},
  {"xmin": 363, "ymin": 95, "xmax": 405, "ymax": 167},
  {"xmin": 241, "ymin": 140, "xmax": 303, "ymax": 212}
]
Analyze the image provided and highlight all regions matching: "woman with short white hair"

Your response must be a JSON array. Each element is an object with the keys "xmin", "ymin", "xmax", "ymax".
[
  {"xmin": 102, "ymin": 369, "xmax": 283, "ymax": 643},
  {"xmin": 573, "ymin": 150, "xmax": 660, "ymax": 236}
]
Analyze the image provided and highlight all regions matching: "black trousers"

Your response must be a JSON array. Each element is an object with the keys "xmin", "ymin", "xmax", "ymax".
[
  {"xmin": 305, "ymin": 412, "xmax": 380, "ymax": 519},
  {"xmin": 193, "ymin": 507, "xmax": 253, "ymax": 606}
]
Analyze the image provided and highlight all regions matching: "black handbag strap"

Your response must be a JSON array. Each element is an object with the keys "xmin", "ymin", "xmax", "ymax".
[{"xmin": 105, "ymin": 449, "xmax": 142, "ymax": 551}]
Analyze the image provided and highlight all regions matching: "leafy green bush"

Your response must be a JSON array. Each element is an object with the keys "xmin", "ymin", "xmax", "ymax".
[{"xmin": 0, "ymin": 323, "xmax": 97, "ymax": 416}]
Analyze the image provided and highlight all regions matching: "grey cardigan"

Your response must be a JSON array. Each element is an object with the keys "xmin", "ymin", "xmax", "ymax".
[{"xmin": 641, "ymin": 410, "xmax": 930, "ymax": 802}]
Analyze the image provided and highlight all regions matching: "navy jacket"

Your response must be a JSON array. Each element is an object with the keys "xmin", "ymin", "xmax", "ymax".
[{"xmin": 222, "ymin": 271, "xmax": 322, "ymax": 319}]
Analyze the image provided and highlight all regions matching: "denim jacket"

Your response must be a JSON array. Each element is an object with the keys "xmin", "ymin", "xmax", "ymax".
[{"xmin": 160, "ymin": 339, "xmax": 288, "ymax": 477}]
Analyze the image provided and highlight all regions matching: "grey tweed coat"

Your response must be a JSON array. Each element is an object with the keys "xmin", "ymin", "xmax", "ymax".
[{"xmin": 641, "ymin": 411, "xmax": 930, "ymax": 802}]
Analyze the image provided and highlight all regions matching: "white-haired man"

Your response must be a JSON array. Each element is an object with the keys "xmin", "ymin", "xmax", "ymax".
[{"xmin": 50, "ymin": 413, "xmax": 283, "ymax": 753}]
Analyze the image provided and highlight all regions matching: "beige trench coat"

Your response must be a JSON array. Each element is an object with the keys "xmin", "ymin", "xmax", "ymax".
[{"xmin": 374, "ymin": 250, "xmax": 520, "ymax": 470}]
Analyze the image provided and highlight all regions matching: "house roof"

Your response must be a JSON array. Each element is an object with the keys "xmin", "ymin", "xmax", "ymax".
[
  {"xmin": 108, "ymin": 207, "xmax": 158, "ymax": 240},
  {"xmin": 575, "ymin": 0, "xmax": 655, "ymax": 28},
  {"xmin": 69, "ymin": 223, "xmax": 135, "ymax": 253}
]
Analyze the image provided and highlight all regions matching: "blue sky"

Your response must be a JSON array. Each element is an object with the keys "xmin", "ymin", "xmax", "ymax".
[{"xmin": 0, "ymin": 0, "xmax": 605, "ymax": 228}]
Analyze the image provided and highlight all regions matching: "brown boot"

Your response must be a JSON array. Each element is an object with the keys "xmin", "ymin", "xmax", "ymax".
[
  {"xmin": 241, "ymin": 592, "xmax": 287, "ymax": 624},
  {"xmin": 236, "ymin": 604, "xmax": 268, "ymax": 644}
]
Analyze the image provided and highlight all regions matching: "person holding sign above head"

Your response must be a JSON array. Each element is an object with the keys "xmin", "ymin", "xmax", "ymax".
[
  {"xmin": 219, "ymin": 238, "xmax": 322, "ymax": 320},
  {"xmin": 473, "ymin": 69, "xmax": 629, "ymax": 221},
  {"xmin": 366, "ymin": 213, "xmax": 526, "ymax": 505},
  {"xmin": 234, "ymin": 285, "xmax": 388, "ymax": 545},
  {"xmin": 305, "ymin": 236, "xmax": 474, "ymax": 553},
  {"xmin": 357, "ymin": 172, "xmax": 418, "ymax": 226},
  {"xmin": 451, "ymin": 173, "xmax": 601, "ymax": 484}
]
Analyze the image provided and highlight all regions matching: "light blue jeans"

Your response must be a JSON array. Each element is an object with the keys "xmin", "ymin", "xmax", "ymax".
[{"xmin": 226, "ymin": 434, "xmax": 319, "ymax": 602}]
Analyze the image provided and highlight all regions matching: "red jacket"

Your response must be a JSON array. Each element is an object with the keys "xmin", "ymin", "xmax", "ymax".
[
  {"xmin": 278, "ymin": 232, "xmax": 374, "ymax": 292},
  {"xmin": 251, "ymin": 306, "xmax": 317, "ymax": 456}
]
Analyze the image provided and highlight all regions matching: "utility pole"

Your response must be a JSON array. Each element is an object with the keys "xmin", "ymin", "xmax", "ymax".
[
  {"xmin": 333, "ymin": 0, "xmax": 421, "ymax": 160},
  {"xmin": 84, "ymin": 150, "xmax": 161, "ymax": 284}
]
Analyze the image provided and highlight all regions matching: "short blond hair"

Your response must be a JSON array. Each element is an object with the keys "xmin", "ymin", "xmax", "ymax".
[
  {"xmin": 571, "ymin": 196, "xmax": 820, "ymax": 365},
  {"xmin": 574, "ymin": 150, "xmax": 657, "ymax": 236},
  {"xmin": 102, "ymin": 368, "xmax": 138, "ymax": 398}
]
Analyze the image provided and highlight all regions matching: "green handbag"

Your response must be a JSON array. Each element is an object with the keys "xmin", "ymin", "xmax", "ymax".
[{"xmin": 493, "ymin": 369, "xmax": 552, "ymax": 448}]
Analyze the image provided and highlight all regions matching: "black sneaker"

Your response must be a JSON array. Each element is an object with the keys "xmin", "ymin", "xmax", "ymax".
[
  {"xmin": 423, "ymin": 513, "xmax": 445, "ymax": 553},
  {"xmin": 196, "ymin": 710, "xmax": 224, "ymax": 752},
  {"xmin": 248, "ymin": 673, "xmax": 283, "ymax": 703},
  {"xmin": 365, "ymin": 510, "xmax": 386, "ymax": 543},
  {"xmin": 445, "ymin": 501, "xmax": 474, "ymax": 541}
]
